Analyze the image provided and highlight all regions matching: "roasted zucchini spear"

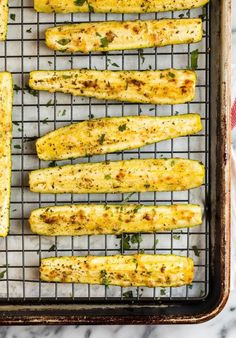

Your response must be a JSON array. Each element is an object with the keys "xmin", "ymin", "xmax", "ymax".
[
  {"xmin": 40, "ymin": 254, "xmax": 194, "ymax": 287},
  {"xmin": 30, "ymin": 204, "xmax": 202, "ymax": 236},
  {"xmin": 0, "ymin": 0, "xmax": 8, "ymax": 41},
  {"xmin": 29, "ymin": 69, "xmax": 197, "ymax": 105},
  {"xmin": 34, "ymin": 0, "xmax": 209, "ymax": 14},
  {"xmin": 45, "ymin": 19, "xmax": 203, "ymax": 53},
  {"xmin": 29, "ymin": 158, "xmax": 205, "ymax": 194},
  {"xmin": 36, "ymin": 114, "xmax": 202, "ymax": 161},
  {"xmin": 0, "ymin": 72, "xmax": 13, "ymax": 237}
]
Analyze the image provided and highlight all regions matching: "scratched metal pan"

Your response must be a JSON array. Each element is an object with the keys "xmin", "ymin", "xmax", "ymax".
[{"xmin": 0, "ymin": 0, "xmax": 231, "ymax": 324}]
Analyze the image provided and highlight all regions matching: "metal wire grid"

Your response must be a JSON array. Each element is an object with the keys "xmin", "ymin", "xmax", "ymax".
[{"xmin": 0, "ymin": 0, "xmax": 210, "ymax": 302}]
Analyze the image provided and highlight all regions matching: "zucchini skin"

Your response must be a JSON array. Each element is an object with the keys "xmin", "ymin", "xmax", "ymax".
[
  {"xmin": 29, "ymin": 69, "xmax": 197, "ymax": 105},
  {"xmin": 40, "ymin": 254, "xmax": 194, "ymax": 287},
  {"xmin": 34, "ymin": 0, "xmax": 209, "ymax": 14},
  {"xmin": 30, "ymin": 204, "xmax": 202, "ymax": 236},
  {"xmin": 29, "ymin": 158, "xmax": 205, "ymax": 194},
  {"xmin": 0, "ymin": 72, "xmax": 13, "ymax": 237},
  {"xmin": 45, "ymin": 19, "xmax": 203, "ymax": 53},
  {"xmin": 36, "ymin": 114, "xmax": 202, "ymax": 161},
  {"xmin": 0, "ymin": 0, "xmax": 8, "ymax": 41}
]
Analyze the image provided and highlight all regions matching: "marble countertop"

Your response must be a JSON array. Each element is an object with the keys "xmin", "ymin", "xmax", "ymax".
[{"xmin": 1, "ymin": 3, "xmax": 235, "ymax": 338}]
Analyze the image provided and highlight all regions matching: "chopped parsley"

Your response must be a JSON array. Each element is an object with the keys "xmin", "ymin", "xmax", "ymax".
[
  {"xmin": 100, "ymin": 37, "xmax": 109, "ymax": 48},
  {"xmin": 173, "ymin": 234, "xmax": 181, "ymax": 240},
  {"xmin": 122, "ymin": 192, "xmax": 135, "ymax": 203},
  {"xmin": 10, "ymin": 13, "xmax": 16, "ymax": 21},
  {"xmin": 49, "ymin": 161, "xmax": 57, "ymax": 167},
  {"xmin": 74, "ymin": 0, "xmax": 86, "ymax": 5},
  {"xmin": 0, "ymin": 270, "xmax": 6, "ymax": 279},
  {"xmin": 168, "ymin": 72, "xmax": 175, "ymax": 78},
  {"xmin": 26, "ymin": 28, "xmax": 32, "ymax": 33},
  {"xmin": 41, "ymin": 117, "xmax": 49, "ymax": 125},
  {"xmin": 160, "ymin": 288, "xmax": 166, "ymax": 296},
  {"xmin": 25, "ymin": 85, "xmax": 38, "ymax": 97},
  {"xmin": 56, "ymin": 39, "xmax": 71, "ymax": 46},
  {"xmin": 120, "ymin": 234, "xmax": 131, "ymax": 251},
  {"xmin": 74, "ymin": 0, "xmax": 94, "ymax": 12},
  {"xmin": 111, "ymin": 62, "xmax": 119, "ymax": 68},
  {"xmin": 130, "ymin": 233, "xmax": 143, "ymax": 245},
  {"xmin": 133, "ymin": 205, "xmax": 142, "ymax": 213},
  {"xmin": 48, "ymin": 244, "xmax": 57, "ymax": 252},
  {"xmin": 118, "ymin": 124, "xmax": 127, "ymax": 132},
  {"xmin": 192, "ymin": 245, "xmax": 200, "ymax": 257},
  {"xmin": 190, "ymin": 49, "xmax": 199, "ymax": 70},
  {"xmin": 14, "ymin": 144, "xmax": 21, "ymax": 149},
  {"xmin": 98, "ymin": 133, "xmax": 105, "ymax": 145},
  {"xmin": 100, "ymin": 269, "xmax": 110, "ymax": 286},
  {"xmin": 104, "ymin": 174, "xmax": 111, "ymax": 180},
  {"xmin": 152, "ymin": 239, "xmax": 159, "ymax": 249},
  {"xmin": 122, "ymin": 290, "xmax": 133, "ymax": 298},
  {"xmin": 13, "ymin": 84, "xmax": 21, "ymax": 93},
  {"xmin": 46, "ymin": 99, "xmax": 53, "ymax": 107}
]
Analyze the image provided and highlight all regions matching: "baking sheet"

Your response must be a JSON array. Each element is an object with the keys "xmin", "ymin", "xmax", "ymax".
[{"xmin": 0, "ymin": 0, "xmax": 209, "ymax": 302}]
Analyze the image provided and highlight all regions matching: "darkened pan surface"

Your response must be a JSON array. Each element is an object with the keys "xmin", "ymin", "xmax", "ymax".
[{"xmin": 0, "ymin": 0, "xmax": 231, "ymax": 324}]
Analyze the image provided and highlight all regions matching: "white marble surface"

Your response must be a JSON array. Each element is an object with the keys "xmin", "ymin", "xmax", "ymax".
[{"xmin": 0, "ymin": 2, "xmax": 235, "ymax": 337}]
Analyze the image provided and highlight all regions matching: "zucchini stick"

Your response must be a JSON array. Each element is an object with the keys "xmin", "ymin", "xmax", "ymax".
[
  {"xmin": 34, "ymin": 0, "xmax": 209, "ymax": 14},
  {"xmin": 45, "ymin": 19, "xmax": 203, "ymax": 53},
  {"xmin": 29, "ymin": 158, "xmax": 205, "ymax": 194},
  {"xmin": 0, "ymin": 0, "xmax": 8, "ymax": 41},
  {"xmin": 29, "ymin": 69, "xmax": 197, "ymax": 105},
  {"xmin": 0, "ymin": 72, "xmax": 13, "ymax": 237},
  {"xmin": 36, "ymin": 114, "xmax": 202, "ymax": 161},
  {"xmin": 30, "ymin": 204, "xmax": 202, "ymax": 236},
  {"xmin": 40, "ymin": 254, "xmax": 194, "ymax": 287}
]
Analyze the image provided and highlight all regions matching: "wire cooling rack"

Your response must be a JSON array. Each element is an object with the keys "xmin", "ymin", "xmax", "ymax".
[{"xmin": 0, "ymin": 0, "xmax": 210, "ymax": 303}]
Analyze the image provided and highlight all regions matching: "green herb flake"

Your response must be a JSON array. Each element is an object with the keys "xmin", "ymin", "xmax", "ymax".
[
  {"xmin": 14, "ymin": 144, "xmax": 21, "ymax": 149},
  {"xmin": 41, "ymin": 118, "xmax": 49, "ymax": 125},
  {"xmin": 104, "ymin": 174, "xmax": 111, "ymax": 180},
  {"xmin": 122, "ymin": 290, "xmax": 133, "ymax": 298},
  {"xmin": 152, "ymin": 239, "xmax": 159, "ymax": 249},
  {"xmin": 131, "ymin": 233, "xmax": 143, "ymax": 245},
  {"xmin": 192, "ymin": 245, "xmax": 200, "ymax": 257},
  {"xmin": 168, "ymin": 72, "xmax": 175, "ymax": 79},
  {"xmin": 49, "ymin": 161, "xmax": 57, "ymax": 167},
  {"xmin": 100, "ymin": 37, "xmax": 109, "ymax": 48},
  {"xmin": 10, "ymin": 13, "xmax": 16, "ymax": 21},
  {"xmin": 48, "ymin": 244, "xmax": 57, "ymax": 252},
  {"xmin": 173, "ymin": 234, "xmax": 181, "ymax": 240},
  {"xmin": 25, "ymin": 85, "xmax": 38, "ymax": 97},
  {"xmin": 26, "ymin": 28, "xmax": 32, "ymax": 33},
  {"xmin": 133, "ymin": 205, "xmax": 142, "ymax": 214},
  {"xmin": 46, "ymin": 99, "xmax": 53, "ymax": 107},
  {"xmin": 13, "ymin": 84, "xmax": 21, "ymax": 93},
  {"xmin": 74, "ymin": 0, "xmax": 86, "ymax": 5},
  {"xmin": 100, "ymin": 269, "xmax": 110, "ymax": 286},
  {"xmin": 122, "ymin": 192, "xmax": 135, "ymax": 203},
  {"xmin": 98, "ymin": 133, "xmax": 105, "ymax": 145},
  {"xmin": 0, "ymin": 270, "xmax": 6, "ymax": 279},
  {"xmin": 190, "ymin": 49, "xmax": 199, "ymax": 70},
  {"xmin": 56, "ymin": 38, "xmax": 71, "ymax": 46},
  {"xmin": 121, "ymin": 235, "xmax": 131, "ymax": 251},
  {"xmin": 160, "ymin": 288, "xmax": 166, "ymax": 296},
  {"xmin": 118, "ymin": 124, "xmax": 127, "ymax": 132},
  {"xmin": 62, "ymin": 75, "xmax": 72, "ymax": 79}
]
